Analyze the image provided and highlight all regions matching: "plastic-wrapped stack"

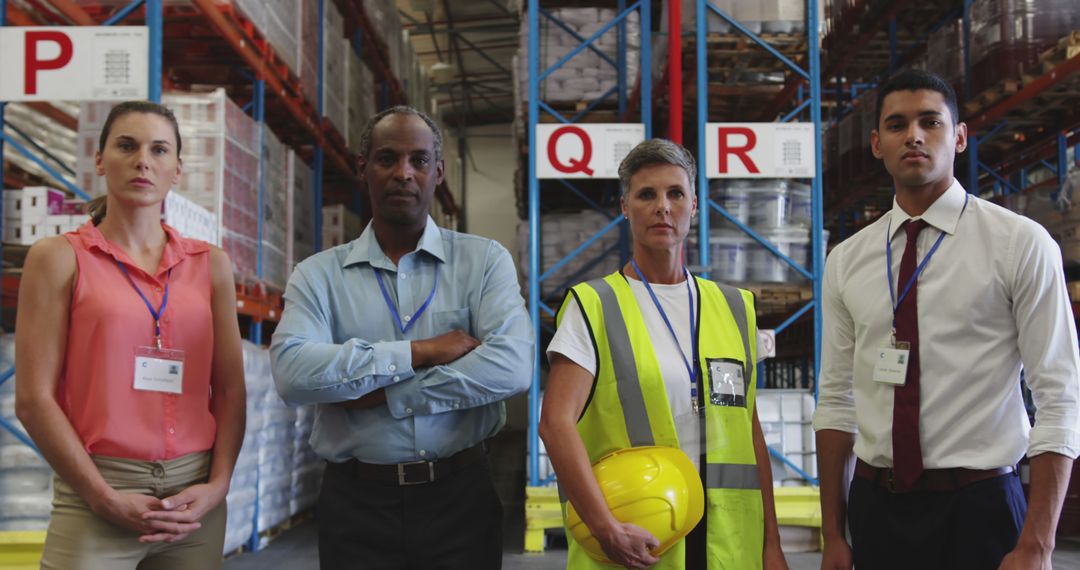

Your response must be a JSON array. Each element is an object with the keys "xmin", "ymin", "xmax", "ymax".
[
  {"xmin": 927, "ymin": 18, "xmax": 965, "ymax": 99},
  {"xmin": 255, "ymin": 379, "xmax": 296, "ymax": 541},
  {"xmin": 0, "ymin": 335, "xmax": 53, "ymax": 532},
  {"xmin": 222, "ymin": 340, "xmax": 268, "ymax": 554},
  {"xmin": 322, "ymin": 204, "xmax": 364, "ymax": 249},
  {"xmin": 322, "ymin": 1, "xmax": 348, "ymax": 139},
  {"xmin": 289, "ymin": 405, "xmax": 323, "ymax": 516},
  {"xmin": 163, "ymin": 190, "xmax": 219, "ymax": 245},
  {"xmin": 661, "ymin": 0, "xmax": 815, "ymax": 35},
  {"xmin": 77, "ymin": 90, "xmax": 261, "ymax": 279},
  {"xmin": 515, "ymin": 210, "xmax": 622, "ymax": 297},
  {"xmin": 261, "ymin": 128, "xmax": 290, "ymax": 290},
  {"xmin": 287, "ymin": 152, "xmax": 316, "ymax": 270},
  {"xmin": 2, "ymin": 187, "xmax": 89, "ymax": 245},
  {"xmin": 515, "ymin": 8, "xmax": 640, "ymax": 104},
  {"xmin": 299, "ymin": 0, "xmax": 320, "ymax": 109},
  {"xmin": 971, "ymin": 0, "xmax": 1080, "ymax": 94},
  {"xmin": 346, "ymin": 46, "xmax": 377, "ymax": 153},
  {"xmin": 1, "ymin": 102, "xmax": 78, "ymax": 191}
]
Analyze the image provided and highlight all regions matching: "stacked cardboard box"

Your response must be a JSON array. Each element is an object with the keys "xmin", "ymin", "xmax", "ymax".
[
  {"xmin": 321, "ymin": 204, "xmax": 364, "ymax": 249},
  {"xmin": 2, "ymin": 187, "xmax": 88, "ymax": 245}
]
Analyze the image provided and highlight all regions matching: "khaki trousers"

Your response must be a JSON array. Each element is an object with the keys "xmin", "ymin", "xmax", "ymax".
[{"xmin": 40, "ymin": 452, "xmax": 227, "ymax": 570}]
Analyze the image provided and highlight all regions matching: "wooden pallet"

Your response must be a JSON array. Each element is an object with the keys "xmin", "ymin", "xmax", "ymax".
[
  {"xmin": 257, "ymin": 510, "xmax": 314, "ymax": 548},
  {"xmin": 962, "ymin": 79, "xmax": 1022, "ymax": 117},
  {"xmin": 744, "ymin": 282, "xmax": 814, "ymax": 315},
  {"xmin": 1038, "ymin": 31, "xmax": 1080, "ymax": 72}
]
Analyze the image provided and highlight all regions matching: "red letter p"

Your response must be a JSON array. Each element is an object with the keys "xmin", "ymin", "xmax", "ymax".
[{"xmin": 24, "ymin": 31, "xmax": 73, "ymax": 95}]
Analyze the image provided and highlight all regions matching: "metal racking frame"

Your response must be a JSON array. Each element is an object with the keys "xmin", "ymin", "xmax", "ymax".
[
  {"xmin": 694, "ymin": 0, "xmax": 823, "ymax": 485},
  {"xmin": 525, "ymin": 0, "xmax": 652, "ymax": 488}
]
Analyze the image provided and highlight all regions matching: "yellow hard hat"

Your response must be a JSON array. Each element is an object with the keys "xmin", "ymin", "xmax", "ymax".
[{"xmin": 566, "ymin": 446, "xmax": 705, "ymax": 564}]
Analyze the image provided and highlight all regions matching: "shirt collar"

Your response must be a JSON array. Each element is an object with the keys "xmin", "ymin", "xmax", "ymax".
[
  {"xmin": 887, "ymin": 178, "xmax": 968, "ymax": 239},
  {"xmin": 342, "ymin": 216, "xmax": 446, "ymax": 269},
  {"xmin": 77, "ymin": 220, "xmax": 209, "ymax": 278}
]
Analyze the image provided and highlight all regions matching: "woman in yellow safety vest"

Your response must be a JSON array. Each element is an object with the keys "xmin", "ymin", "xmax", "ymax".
[{"xmin": 539, "ymin": 138, "xmax": 788, "ymax": 570}]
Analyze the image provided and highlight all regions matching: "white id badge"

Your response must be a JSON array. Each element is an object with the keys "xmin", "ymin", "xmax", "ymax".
[
  {"xmin": 873, "ymin": 348, "xmax": 910, "ymax": 385},
  {"xmin": 133, "ymin": 346, "xmax": 185, "ymax": 394},
  {"xmin": 706, "ymin": 358, "xmax": 746, "ymax": 408}
]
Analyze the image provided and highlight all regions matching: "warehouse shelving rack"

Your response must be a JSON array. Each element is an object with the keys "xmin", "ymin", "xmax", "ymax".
[
  {"xmin": 0, "ymin": 0, "xmax": 417, "ymax": 554},
  {"xmin": 691, "ymin": 0, "xmax": 824, "ymax": 485},
  {"xmin": 820, "ymin": 1, "xmax": 1080, "ymax": 227},
  {"xmin": 524, "ymin": 0, "xmax": 653, "ymax": 491}
]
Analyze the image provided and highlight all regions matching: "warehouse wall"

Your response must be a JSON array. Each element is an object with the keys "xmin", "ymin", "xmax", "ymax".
[{"xmin": 455, "ymin": 124, "xmax": 518, "ymax": 260}]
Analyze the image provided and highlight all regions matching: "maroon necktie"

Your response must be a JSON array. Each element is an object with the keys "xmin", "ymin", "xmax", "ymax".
[{"xmin": 892, "ymin": 219, "xmax": 928, "ymax": 491}]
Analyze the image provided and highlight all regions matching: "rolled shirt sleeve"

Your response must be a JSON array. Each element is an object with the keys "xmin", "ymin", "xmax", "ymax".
[
  {"xmin": 813, "ymin": 245, "xmax": 858, "ymax": 434},
  {"xmin": 1009, "ymin": 218, "xmax": 1080, "ymax": 459},
  {"xmin": 270, "ymin": 266, "xmax": 417, "ymax": 405}
]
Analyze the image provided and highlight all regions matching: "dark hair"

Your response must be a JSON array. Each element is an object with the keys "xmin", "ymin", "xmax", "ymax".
[
  {"xmin": 617, "ymin": 138, "xmax": 697, "ymax": 197},
  {"xmin": 875, "ymin": 69, "xmax": 959, "ymax": 126},
  {"xmin": 357, "ymin": 105, "xmax": 443, "ymax": 161},
  {"xmin": 88, "ymin": 101, "xmax": 182, "ymax": 224}
]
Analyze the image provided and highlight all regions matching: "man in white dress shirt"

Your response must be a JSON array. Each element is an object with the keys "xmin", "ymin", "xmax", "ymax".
[{"xmin": 814, "ymin": 69, "xmax": 1080, "ymax": 570}]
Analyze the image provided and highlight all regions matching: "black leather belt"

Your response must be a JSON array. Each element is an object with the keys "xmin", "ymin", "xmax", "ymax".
[
  {"xmin": 855, "ymin": 459, "xmax": 1015, "ymax": 493},
  {"xmin": 335, "ymin": 442, "xmax": 487, "ymax": 486}
]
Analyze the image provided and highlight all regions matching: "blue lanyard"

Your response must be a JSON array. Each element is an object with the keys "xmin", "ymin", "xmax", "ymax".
[
  {"xmin": 115, "ymin": 260, "xmax": 171, "ymax": 350},
  {"xmin": 886, "ymin": 193, "xmax": 968, "ymax": 331},
  {"xmin": 630, "ymin": 259, "xmax": 699, "ymax": 406},
  {"xmin": 374, "ymin": 267, "xmax": 439, "ymax": 335}
]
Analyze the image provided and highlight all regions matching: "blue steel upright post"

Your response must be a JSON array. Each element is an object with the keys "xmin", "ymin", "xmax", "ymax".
[
  {"xmin": 809, "ymin": 0, "xmax": 824, "ymax": 393},
  {"xmin": 147, "ymin": 0, "xmax": 163, "ymax": 103},
  {"xmin": 526, "ymin": 0, "xmax": 541, "ymax": 488},
  {"xmin": 696, "ymin": 0, "xmax": 708, "ymax": 275},
  {"xmin": 251, "ymin": 78, "xmax": 266, "ymax": 344}
]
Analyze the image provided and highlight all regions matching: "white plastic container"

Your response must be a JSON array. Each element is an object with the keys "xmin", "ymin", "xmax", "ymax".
[
  {"xmin": 709, "ymin": 231, "xmax": 753, "ymax": 283},
  {"xmin": 744, "ymin": 181, "xmax": 791, "ymax": 229},
  {"xmin": 712, "ymin": 180, "xmax": 752, "ymax": 224},
  {"xmin": 789, "ymin": 182, "xmax": 812, "ymax": 227},
  {"xmin": 747, "ymin": 228, "xmax": 810, "ymax": 282}
]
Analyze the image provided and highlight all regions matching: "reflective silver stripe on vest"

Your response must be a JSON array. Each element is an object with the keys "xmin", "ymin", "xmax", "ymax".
[
  {"xmin": 705, "ymin": 463, "xmax": 761, "ymax": 490},
  {"xmin": 717, "ymin": 284, "xmax": 752, "ymax": 384},
  {"xmin": 588, "ymin": 278, "xmax": 655, "ymax": 448}
]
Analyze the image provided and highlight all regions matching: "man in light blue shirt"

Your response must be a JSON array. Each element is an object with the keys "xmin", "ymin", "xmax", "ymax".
[{"xmin": 270, "ymin": 105, "xmax": 533, "ymax": 569}]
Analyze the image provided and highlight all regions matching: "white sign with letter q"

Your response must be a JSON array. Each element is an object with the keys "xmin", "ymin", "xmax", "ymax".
[
  {"xmin": 0, "ymin": 27, "xmax": 148, "ymax": 102},
  {"xmin": 535, "ymin": 123, "xmax": 645, "ymax": 179}
]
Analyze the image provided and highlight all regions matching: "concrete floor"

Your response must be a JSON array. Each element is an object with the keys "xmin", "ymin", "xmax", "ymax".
[{"xmin": 222, "ymin": 519, "xmax": 1080, "ymax": 570}]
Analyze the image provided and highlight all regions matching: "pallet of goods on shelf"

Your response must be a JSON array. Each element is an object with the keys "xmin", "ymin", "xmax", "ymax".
[
  {"xmin": 321, "ymin": 204, "xmax": 363, "ymax": 249},
  {"xmin": 686, "ymin": 179, "xmax": 820, "ymax": 293},
  {"xmin": 346, "ymin": 45, "xmax": 377, "ymax": 154},
  {"xmin": 1, "ymin": 102, "xmax": 78, "ymax": 191},
  {"xmin": 0, "ymin": 336, "xmax": 51, "ymax": 533},
  {"xmin": 261, "ymin": 128, "xmax": 291, "ymax": 290},
  {"xmin": 514, "ymin": 7, "xmax": 640, "ymax": 106},
  {"xmin": 286, "ymin": 151, "xmax": 316, "ymax": 269},
  {"xmin": 322, "ymin": 0, "xmax": 348, "ymax": 139},
  {"xmin": 663, "ymin": 0, "xmax": 817, "ymax": 36},
  {"xmin": 2, "ymin": 187, "xmax": 88, "ymax": 245},
  {"xmin": 969, "ymin": 0, "xmax": 1079, "ymax": 97}
]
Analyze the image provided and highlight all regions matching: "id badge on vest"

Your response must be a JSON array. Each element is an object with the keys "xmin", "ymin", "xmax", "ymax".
[
  {"xmin": 706, "ymin": 358, "xmax": 746, "ymax": 408},
  {"xmin": 133, "ymin": 346, "xmax": 185, "ymax": 394}
]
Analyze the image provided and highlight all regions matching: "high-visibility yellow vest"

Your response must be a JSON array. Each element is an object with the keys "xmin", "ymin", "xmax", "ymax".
[{"xmin": 557, "ymin": 271, "xmax": 763, "ymax": 570}]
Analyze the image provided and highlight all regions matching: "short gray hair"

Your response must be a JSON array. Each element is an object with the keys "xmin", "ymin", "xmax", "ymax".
[
  {"xmin": 617, "ymin": 139, "xmax": 696, "ymax": 197},
  {"xmin": 357, "ymin": 105, "xmax": 443, "ymax": 160}
]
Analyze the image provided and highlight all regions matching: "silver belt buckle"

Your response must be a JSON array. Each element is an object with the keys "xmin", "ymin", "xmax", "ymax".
[{"xmin": 397, "ymin": 460, "xmax": 435, "ymax": 485}]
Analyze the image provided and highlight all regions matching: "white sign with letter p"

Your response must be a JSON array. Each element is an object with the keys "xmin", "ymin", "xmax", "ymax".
[{"xmin": 0, "ymin": 27, "xmax": 148, "ymax": 102}]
